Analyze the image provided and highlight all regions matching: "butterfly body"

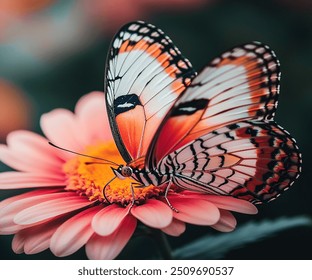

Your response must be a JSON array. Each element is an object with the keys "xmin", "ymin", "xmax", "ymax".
[{"xmin": 104, "ymin": 21, "xmax": 301, "ymax": 204}]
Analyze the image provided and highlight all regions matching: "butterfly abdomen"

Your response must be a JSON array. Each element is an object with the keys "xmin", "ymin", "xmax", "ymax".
[{"xmin": 131, "ymin": 167, "xmax": 171, "ymax": 187}]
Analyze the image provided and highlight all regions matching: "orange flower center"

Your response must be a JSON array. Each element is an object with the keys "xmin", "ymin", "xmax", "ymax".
[{"xmin": 63, "ymin": 140, "xmax": 164, "ymax": 206}]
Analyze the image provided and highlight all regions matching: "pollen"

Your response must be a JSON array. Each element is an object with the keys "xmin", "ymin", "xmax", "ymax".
[{"xmin": 63, "ymin": 140, "xmax": 163, "ymax": 206}]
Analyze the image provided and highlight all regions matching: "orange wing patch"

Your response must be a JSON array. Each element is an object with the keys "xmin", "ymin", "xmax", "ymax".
[{"xmin": 115, "ymin": 105, "xmax": 145, "ymax": 160}]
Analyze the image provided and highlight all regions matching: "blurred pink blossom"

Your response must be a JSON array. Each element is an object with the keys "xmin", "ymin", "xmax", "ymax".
[
  {"xmin": 0, "ymin": 0, "xmax": 212, "ymax": 66},
  {"xmin": 81, "ymin": 0, "xmax": 210, "ymax": 33},
  {"xmin": 0, "ymin": 79, "xmax": 33, "ymax": 142}
]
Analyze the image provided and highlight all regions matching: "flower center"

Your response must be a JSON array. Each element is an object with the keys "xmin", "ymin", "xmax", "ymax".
[{"xmin": 63, "ymin": 140, "xmax": 164, "ymax": 206}]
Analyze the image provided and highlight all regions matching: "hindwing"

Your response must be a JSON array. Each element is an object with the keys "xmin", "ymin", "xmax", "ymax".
[{"xmin": 157, "ymin": 121, "xmax": 301, "ymax": 204}]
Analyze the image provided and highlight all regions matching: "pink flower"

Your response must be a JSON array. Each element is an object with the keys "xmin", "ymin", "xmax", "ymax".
[
  {"xmin": 0, "ymin": 79, "xmax": 33, "ymax": 142},
  {"xmin": 0, "ymin": 92, "xmax": 257, "ymax": 259},
  {"xmin": 81, "ymin": 0, "xmax": 210, "ymax": 34}
]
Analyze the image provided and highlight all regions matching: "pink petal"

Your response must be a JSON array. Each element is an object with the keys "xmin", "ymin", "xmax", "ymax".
[
  {"xmin": 0, "ymin": 188, "xmax": 60, "ymax": 204},
  {"xmin": 75, "ymin": 92, "xmax": 113, "ymax": 145},
  {"xmin": 0, "ymin": 171, "xmax": 66, "ymax": 189},
  {"xmin": 24, "ymin": 218, "xmax": 65, "ymax": 254},
  {"xmin": 92, "ymin": 204, "xmax": 130, "ymax": 236},
  {"xmin": 161, "ymin": 219, "xmax": 186, "ymax": 237},
  {"xmin": 170, "ymin": 196, "xmax": 220, "ymax": 225},
  {"xmin": 0, "ymin": 217, "xmax": 24, "ymax": 234},
  {"xmin": 13, "ymin": 192, "xmax": 93, "ymax": 225},
  {"xmin": 12, "ymin": 232, "xmax": 26, "ymax": 254},
  {"xmin": 178, "ymin": 192, "xmax": 258, "ymax": 215},
  {"xmin": 0, "ymin": 188, "xmax": 59, "ymax": 209},
  {"xmin": 12, "ymin": 218, "xmax": 64, "ymax": 254},
  {"xmin": 131, "ymin": 199, "xmax": 172, "ymax": 228},
  {"xmin": 40, "ymin": 109, "xmax": 85, "ymax": 160},
  {"xmin": 211, "ymin": 210, "xmax": 237, "ymax": 232},
  {"xmin": 86, "ymin": 214, "xmax": 136, "ymax": 260},
  {"xmin": 203, "ymin": 195, "xmax": 258, "ymax": 214},
  {"xmin": 0, "ymin": 189, "xmax": 61, "ymax": 234},
  {"xmin": 0, "ymin": 130, "xmax": 64, "ymax": 173},
  {"xmin": 51, "ymin": 206, "xmax": 101, "ymax": 257}
]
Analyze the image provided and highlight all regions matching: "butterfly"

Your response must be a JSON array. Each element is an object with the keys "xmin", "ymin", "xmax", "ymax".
[{"xmin": 104, "ymin": 20, "xmax": 301, "ymax": 205}]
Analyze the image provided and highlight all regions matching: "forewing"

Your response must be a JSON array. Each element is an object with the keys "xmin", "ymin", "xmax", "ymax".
[
  {"xmin": 158, "ymin": 121, "xmax": 301, "ymax": 204},
  {"xmin": 105, "ymin": 21, "xmax": 195, "ymax": 164},
  {"xmin": 147, "ymin": 42, "xmax": 281, "ymax": 168}
]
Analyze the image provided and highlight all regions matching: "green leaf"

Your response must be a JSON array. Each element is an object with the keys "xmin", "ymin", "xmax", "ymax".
[{"xmin": 173, "ymin": 216, "xmax": 312, "ymax": 259}]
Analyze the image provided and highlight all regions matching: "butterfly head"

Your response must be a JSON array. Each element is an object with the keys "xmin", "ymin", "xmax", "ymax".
[{"xmin": 113, "ymin": 165, "xmax": 133, "ymax": 179}]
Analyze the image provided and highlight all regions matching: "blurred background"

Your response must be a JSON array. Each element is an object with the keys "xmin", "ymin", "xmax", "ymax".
[{"xmin": 0, "ymin": 0, "xmax": 311, "ymax": 260}]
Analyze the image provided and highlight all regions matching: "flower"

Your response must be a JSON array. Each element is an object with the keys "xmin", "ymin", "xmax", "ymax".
[
  {"xmin": 81, "ymin": 0, "xmax": 209, "ymax": 34},
  {"xmin": 0, "ymin": 79, "xmax": 33, "ymax": 142},
  {"xmin": 0, "ymin": 91, "xmax": 258, "ymax": 259}
]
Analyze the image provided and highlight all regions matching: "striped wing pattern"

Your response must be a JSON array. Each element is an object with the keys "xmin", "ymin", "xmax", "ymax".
[
  {"xmin": 105, "ymin": 21, "xmax": 195, "ymax": 164},
  {"xmin": 157, "ymin": 121, "xmax": 301, "ymax": 204}
]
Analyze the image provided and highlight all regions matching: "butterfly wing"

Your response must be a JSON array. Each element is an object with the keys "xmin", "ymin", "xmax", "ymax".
[
  {"xmin": 158, "ymin": 121, "xmax": 301, "ymax": 204},
  {"xmin": 147, "ymin": 42, "xmax": 281, "ymax": 168},
  {"xmin": 105, "ymin": 21, "xmax": 196, "ymax": 164}
]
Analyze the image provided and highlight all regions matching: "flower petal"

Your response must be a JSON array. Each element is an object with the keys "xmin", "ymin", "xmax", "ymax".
[
  {"xmin": 75, "ymin": 91, "xmax": 113, "ymax": 145},
  {"xmin": 0, "ymin": 130, "xmax": 64, "ymax": 173},
  {"xmin": 211, "ymin": 210, "xmax": 237, "ymax": 232},
  {"xmin": 161, "ymin": 219, "xmax": 186, "ymax": 237},
  {"xmin": 24, "ymin": 218, "xmax": 65, "ymax": 254},
  {"xmin": 13, "ymin": 192, "xmax": 93, "ymax": 225},
  {"xmin": 204, "ymin": 195, "xmax": 258, "ymax": 214},
  {"xmin": 86, "ymin": 214, "xmax": 137, "ymax": 260},
  {"xmin": 12, "ymin": 231, "xmax": 26, "ymax": 254},
  {"xmin": 92, "ymin": 204, "xmax": 130, "ymax": 236},
  {"xmin": 0, "ymin": 188, "xmax": 59, "ymax": 209},
  {"xmin": 51, "ymin": 206, "xmax": 101, "ymax": 257},
  {"xmin": 131, "ymin": 199, "xmax": 172, "ymax": 228},
  {"xmin": 12, "ymin": 217, "xmax": 64, "ymax": 255},
  {"xmin": 0, "ymin": 171, "xmax": 66, "ymax": 189},
  {"xmin": 0, "ymin": 189, "xmax": 61, "ymax": 234},
  {"xmin": 40, "ymin": 109, "xmax": 84, "ymax": 160},
  {"xmin": 170, "ymin": 196, "xmax": 220, "ymax": 225}
]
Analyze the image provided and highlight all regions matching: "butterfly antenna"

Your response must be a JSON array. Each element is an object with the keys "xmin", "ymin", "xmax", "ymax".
[{"xmin": 48, "ymin": 142, "xmax": 119, "ymax": 166}]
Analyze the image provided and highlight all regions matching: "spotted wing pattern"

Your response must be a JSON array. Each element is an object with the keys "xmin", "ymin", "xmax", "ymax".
[
  {"xmin": 157, "ymin": 121, "xmax": 301, "ymax": 204},
  {"xmin": 147, "ymin": 42, "xmax": 281, "ymax": 169},
  {"xmin": 105, "ymin": 21, "xmax": 196, "ymax": 164}
]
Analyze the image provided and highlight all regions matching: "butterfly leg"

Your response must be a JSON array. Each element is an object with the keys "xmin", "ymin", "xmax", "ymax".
[
  {"xmin": 164, "ymin": 178, "xmax": 179, "ymax": 213},
  {"xmin": 102, "ymin": 175, "xmax": 117, "ymax": 204},
  {"xmin": 130, "ymin": 182, "xmax": 136, "ymax": 207},
  {"xmin": 129, "ymin": 182, "xmax": 146, "ymax": 207}
]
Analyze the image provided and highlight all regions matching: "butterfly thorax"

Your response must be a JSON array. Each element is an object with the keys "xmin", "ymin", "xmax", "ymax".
[{"xmin": 113, "ymin": 163, "xmax": 170, "ymax": 188}]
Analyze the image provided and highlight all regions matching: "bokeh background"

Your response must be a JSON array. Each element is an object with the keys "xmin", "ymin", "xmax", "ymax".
[{"xmin": 0, "ymin": 0, "xmax": 311, "ymax": 260}]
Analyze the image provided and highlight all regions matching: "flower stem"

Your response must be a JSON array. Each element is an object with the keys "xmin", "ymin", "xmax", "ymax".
[{"xmin": 152, "ymin": 229, "xmax": 173, "ymax": 260}]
